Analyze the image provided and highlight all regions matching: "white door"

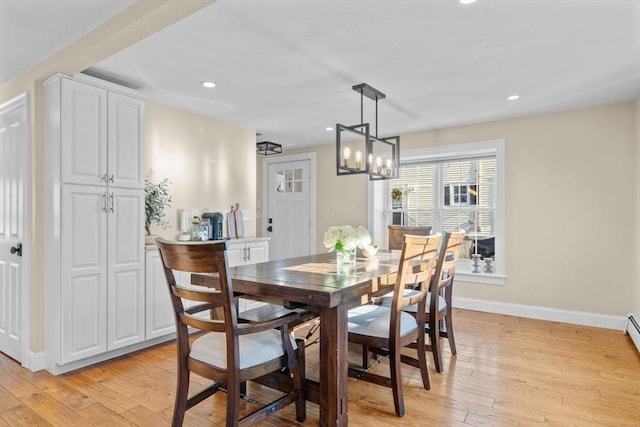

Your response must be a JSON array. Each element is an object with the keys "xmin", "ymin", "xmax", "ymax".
[
  {"xmin": 0, "ymin": 94, "xmax": 27, "ymax": 363},
  {"xmin": 266, "ymin": 159, "xmax": 312, "ymax": 260}
]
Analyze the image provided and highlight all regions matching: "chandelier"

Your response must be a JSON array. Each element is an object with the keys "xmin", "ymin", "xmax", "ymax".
[{"xmin": 336, "ymin": 83, "xmax": 399, "ymax": 180}]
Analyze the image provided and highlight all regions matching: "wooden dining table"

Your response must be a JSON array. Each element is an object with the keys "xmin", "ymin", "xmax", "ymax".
[{"xmin": 191, "ymin": 250, "xmax": 400, "ymax": 427}]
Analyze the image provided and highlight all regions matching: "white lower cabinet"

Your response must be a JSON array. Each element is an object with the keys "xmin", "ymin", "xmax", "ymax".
[
  {"xmin": 226, "ymin": 239, "xmax": 268, "ymax": 266},
  {"xmin": 226, "ymin": 239, "xmax": 270, "ymax": 312},
  {"xmin": 145, "ymin": 248, "xmax": 175, "ymax": 339}
]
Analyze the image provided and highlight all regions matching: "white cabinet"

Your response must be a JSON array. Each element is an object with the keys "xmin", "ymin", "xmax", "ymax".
[
  {"xmin": 227, "ymin": 239, "xmax": 269, "ymax": 312},
  {"xmin": 145, "ymin": 248, "xmax": 175, "ymax": 339},
  {"xmin": 60, "ymin": 78, "xmax": 143, "ymax": 189},
  {"xmin": 227, "ymin": 239, "xmax": 269, "ymax": 267},
  {"xmin": 60, "ymin": 186, "xmax": 108, "ymax": 362},
  {"xmin": 44, "ymin": 74, "xmax": 145, "ymax": 370},
  {"xmin": 107, "ymin": 188, "xmax": 145, "ymax": 350}
]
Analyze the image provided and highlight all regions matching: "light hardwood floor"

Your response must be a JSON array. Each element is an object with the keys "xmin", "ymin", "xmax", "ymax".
[{"xmin": 1, "ymin": 309, "xmax": 638, "ymax": 426}]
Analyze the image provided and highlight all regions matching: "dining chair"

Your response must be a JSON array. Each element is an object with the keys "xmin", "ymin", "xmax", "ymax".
[
  {"xmin": 346, "ymin": 234, "xmax": 440, "ymax": 417},
  {"xmin": 155, "ymin": 238, "xmax": 306, "ymax": 427},
  {"xmin": 404, "ymin": 231, "xmax": 465, "ymax": 372},
  {"xmin": 387, "ymin": 225, "xmax": 432, "ymax": 250}
]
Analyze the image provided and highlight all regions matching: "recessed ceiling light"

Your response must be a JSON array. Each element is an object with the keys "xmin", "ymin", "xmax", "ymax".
[
  {"xmin": 507, "ymin": 94, "xmax": 521, "ymax": 101},
  {"xmin": 325, "ymin": 127, "xmax": 334, "ymax": 131},
  {"xmin": 459, "ymin": 0, "xmax": 477, "ymax": 4},
  {"xmin": 201, "ymin": 81, "xmax": 216, "ymax": 88}
]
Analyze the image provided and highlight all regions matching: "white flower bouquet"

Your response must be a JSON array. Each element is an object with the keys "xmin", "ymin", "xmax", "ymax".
[{"xmin": 323, "ymin": 225, "xmax": 373, "ymax": 252}]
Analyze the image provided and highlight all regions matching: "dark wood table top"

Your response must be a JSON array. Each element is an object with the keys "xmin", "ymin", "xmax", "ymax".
[{"xmin": 192, "ymin": 251, "xmax": 401, "ymax": 308}]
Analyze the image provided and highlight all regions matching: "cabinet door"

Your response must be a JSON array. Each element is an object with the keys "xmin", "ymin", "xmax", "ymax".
[
  {"xmin": 246, "ymin": 241, "xmax": 269, "ymax": 265},
  {"xmin": 145, "ymin": 249, "xmax": 176, "ymax": 339},
  {"xmin": 60, "ymin": 185, "xmax": 108, "ymax": 363},
  {"xmin": 108, "ymin": 92, "xmax": 144, "ymax": 189},
  {"xmin": 107, "ymin": 188, "xmax": 145, "ymax": 350},
  {"xmin": 61, "ymin": 79, "xmax": 108, "ymax": 186},
  {"xmin": 226, "ymin": 242, "xmax": 246, "ymax": 267}
]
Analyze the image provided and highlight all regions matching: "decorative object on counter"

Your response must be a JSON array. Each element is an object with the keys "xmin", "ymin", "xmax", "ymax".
[
  {"xmin": 179, "ymin": 210, "xmax": 190, "ymax": 232},
  {"xmin": 335, "ymin": 83, "xmax": 400, "ymax": 181},
  {"xmin": 484, "ymin": 257, "xmax": 494, "ymax": 274},
  {"xmin": 202, "ymin": 212, "xmax": 224, "ymax": 240},
  {"xmin": 227, "ymin": 203, "xmax": 245, "ymax": 238},
  {"xmin": 177, "ymin": 209, "xmax": 191, "ymax": 241},
  {"xmin": 256, "ymin": 140, "xmax": 282, "ymax": 155},
  {"xmin": 471, "ymin": 253, "xmax": 482, "ymax": 273},
  {"xmin": 144, "ymin": 178, "xmax": 172, "ymax": 244},
  {"xmin": 190, "ymin": 216, "xmax": 209, "ymax": 241}
]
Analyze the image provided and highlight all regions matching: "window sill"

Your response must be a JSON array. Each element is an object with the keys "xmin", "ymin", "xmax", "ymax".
[{"xmin": 456, "ymin": 272, "xmax": 505, "ymax": 286}]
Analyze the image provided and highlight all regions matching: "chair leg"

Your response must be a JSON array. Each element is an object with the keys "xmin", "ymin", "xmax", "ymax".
[
  {"xmin": 226, "ymin": 379, "xmax": 241, "ymax": 427},
  {"xmin": 416, "ymin": 326, "xmax": 431, "ymax": 390},
  {"xmin": 429, "ymin": 322, "xmax": 444, "ymax": 373},
  {"xmin": 172, "ymin": 363, "xmax": 190, "ymax": 427},
  {"xmin": 445, "ymin": 312, "xmax": 457, "ymax": 356},
  {"xmin": 294, "ymin": 339, "xmax": 306, "ymax": 422},
  {"xmin": 389, "ymin": 347, "xmax": 405, "ymax": 417}
]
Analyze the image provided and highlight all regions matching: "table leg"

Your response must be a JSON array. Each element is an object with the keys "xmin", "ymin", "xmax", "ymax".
[{"xmin": 319, "ymin": 303, "xmax": 348, "ymax": 426}]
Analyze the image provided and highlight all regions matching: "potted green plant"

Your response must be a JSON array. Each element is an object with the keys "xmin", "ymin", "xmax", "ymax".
[{"xmin": 145, "ymin": 178, "xmax": 172, "ymax": 244}]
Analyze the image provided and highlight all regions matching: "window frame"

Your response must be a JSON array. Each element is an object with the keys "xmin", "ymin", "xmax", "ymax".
[{"xmin": 368, "ymin": 139, "xmax": 506, "ymax": 285}]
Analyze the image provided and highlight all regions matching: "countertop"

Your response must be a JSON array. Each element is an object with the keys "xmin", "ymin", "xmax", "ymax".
[{"xmin": 145, "ymin": 236, "xmax": 270, "ymax": 251}]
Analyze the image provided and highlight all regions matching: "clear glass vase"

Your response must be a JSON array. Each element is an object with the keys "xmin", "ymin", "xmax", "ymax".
[{"xmin": 336, "ymin": 248, "xmax": 356, "ymax": 268}]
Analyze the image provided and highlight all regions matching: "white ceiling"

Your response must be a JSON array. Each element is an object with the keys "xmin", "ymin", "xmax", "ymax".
[
  {"xmin": 0, "ymin": 0, "xmax": 135, "ymax": 85},
  {"xmin": 3, "ymin": 0, "xmax": 640, "ymax": 149}
]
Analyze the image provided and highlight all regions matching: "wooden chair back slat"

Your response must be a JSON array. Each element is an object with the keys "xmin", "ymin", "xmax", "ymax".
[
  {"xmin": 389, "ymin": 234, "xmax": 441, "ymax": 333},
  {"xmin": 434, "ymin": 231, "xmax": 465, "ymax": 291}
]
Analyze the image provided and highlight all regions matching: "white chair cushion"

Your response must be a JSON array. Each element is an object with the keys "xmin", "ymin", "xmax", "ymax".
[
  {"xmin": 347, "ymin": 304, "xmax": 418, "ymax": 339},
  {"xmin": 190, "ymin": 329, "xmax": 296, "ymax": 369},
  {"xmin": 403, "ymin": 293, "xmax": 447, "ymax": 313}
]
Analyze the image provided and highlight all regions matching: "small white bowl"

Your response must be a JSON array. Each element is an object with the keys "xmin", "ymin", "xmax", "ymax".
[{"xmin": 361, "ymin": 245, "xmax": 379, "ymax": 258}]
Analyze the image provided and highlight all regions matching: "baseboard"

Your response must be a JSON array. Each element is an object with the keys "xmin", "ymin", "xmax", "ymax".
[
  {"xmin": 453, "ymin": 296, "xmax": 627, "ymax": 331},
  {"xmin": 24, "ymin": 351, "xmax": 45, "ymax": 372}
]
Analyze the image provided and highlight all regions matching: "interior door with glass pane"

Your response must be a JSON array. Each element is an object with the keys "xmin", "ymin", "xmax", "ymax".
[{"xmin": 267, "ymin": 160, "xmax": 311, "ymax": 261}]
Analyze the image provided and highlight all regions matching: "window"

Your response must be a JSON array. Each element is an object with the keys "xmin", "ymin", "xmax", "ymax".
[
  {"xmin": 275, "ymin": 168, "xmax": 303, "ymax": 193},
  {"xmin": 371, "ymin": 140, "xmax": 505, "ymax": 283}
]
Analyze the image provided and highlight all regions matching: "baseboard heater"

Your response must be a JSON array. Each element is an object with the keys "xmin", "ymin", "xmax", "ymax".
[{"xmin": 625, "ymin": 314, "xmax": 640, "ymax": 353}]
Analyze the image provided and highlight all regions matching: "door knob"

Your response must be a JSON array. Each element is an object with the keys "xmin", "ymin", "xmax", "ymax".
[
  {"xmin": 10, "ymin": 243, "xmax": 22, "ymax": 257},
  {"xmin": 267, "ymin": 226, "xmax": 273, "ymax": 232}
]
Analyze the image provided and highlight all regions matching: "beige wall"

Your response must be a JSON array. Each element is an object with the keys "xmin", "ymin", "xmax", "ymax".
[
  {"xmin": 145, "ymin": 102, "xmax": 256, "ymax": 239},
  {"xmin": 272, "ymin": 101, "xmax": 638, "ymax": 317}
]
